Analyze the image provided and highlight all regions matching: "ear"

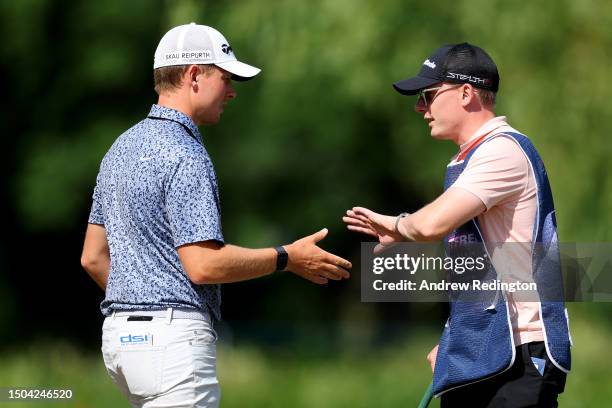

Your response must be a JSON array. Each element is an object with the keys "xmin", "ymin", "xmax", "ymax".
[
  {"xmin": 186, "ymin": 65, "xmax": 200, "ymax": 87},
  {"xmin": 460, "ymin": 84, "xmax": 476, "ymax": 107}
]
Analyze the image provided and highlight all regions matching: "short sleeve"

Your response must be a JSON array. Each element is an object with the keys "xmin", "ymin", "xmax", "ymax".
[
  {"xmin": 451, "ymin": 137, "xmax": 530, "ymax": 210},
  {"xmin": 88, "ymin": 173, "xmax": 105, "ymax": 225},
  {"xmin": 166, "ymin": 154, "xmax": 224, "ymax": 247}
]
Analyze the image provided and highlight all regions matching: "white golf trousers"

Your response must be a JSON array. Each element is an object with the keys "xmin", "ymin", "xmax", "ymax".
[{"xmin": 101, "ymin": 309, "xmax": 219, "ymax": 408}]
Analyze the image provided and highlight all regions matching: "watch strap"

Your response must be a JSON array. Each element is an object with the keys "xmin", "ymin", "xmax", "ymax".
[
  {"xmin": 274, "ymin": 246, "xmax": 288, "ymax": 272},
  {"xmin": 395, "ymin": 212, "xmax": 409, "ymax": 234}
]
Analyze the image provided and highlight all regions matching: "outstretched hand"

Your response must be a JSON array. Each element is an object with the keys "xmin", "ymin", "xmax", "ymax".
[
  {"xmin": 284, "ymin": 228, "xmax": 352, "ymax": 285},
  {"xmin": 343, "ymin": 207, "xmax": 404, "ymax": 245}
]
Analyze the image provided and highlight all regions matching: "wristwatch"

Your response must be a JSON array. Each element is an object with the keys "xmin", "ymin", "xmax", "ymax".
[
  {"xmin": 274, "ymin": 246, "xmax": 288, "ymax": 271},
  {"xmin": 395, "ymin": 212, "xmax": 409, "ymax": 234}
]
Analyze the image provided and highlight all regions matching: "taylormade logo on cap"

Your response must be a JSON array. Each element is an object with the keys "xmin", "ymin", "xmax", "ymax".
[
  {"xmin": 423, "ymin": 59, "xmax": 437, "ymax": 69},
  {"xmin": 154, "ymin": 22, "xmax": 261, "ymax": 81},
  {"xmin": 221, "ymin": 44, "xmax": 232, "ymax": 55}
]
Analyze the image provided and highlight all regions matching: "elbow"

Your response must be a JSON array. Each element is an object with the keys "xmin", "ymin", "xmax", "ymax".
[
  {"xmin": 178, "ymin": 241, "xmax": 227, "ymax": 285},
  {"xmin": 186, "ymin": 262, "xmax": 224, "ymax": 285},
  {"xmin": 189, "ymin": 269, "xmax": 213, "ymax": 285},
  {"xmin": 189, "ymin": 270, "xmax": 221, "ymax": 285},
  {"xmin": 81, "ymin": 252, "xmax": 109, "ymax": 291},
  {"xmin": 81, "ymin": 253, "xmax": 95, "ymax": 273},
  {"xmin": 81, "ymin": 252, "xmax": 106, "ymax": 277},
  {"xmin": 81, "ymin": 253, "xmax": 108, "ymax": 284}
]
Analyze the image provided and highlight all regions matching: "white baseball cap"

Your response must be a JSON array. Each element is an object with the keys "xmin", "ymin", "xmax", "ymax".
[{"xmin": 154, "ymin": 23, "xmax": 261, "ymax": 81}]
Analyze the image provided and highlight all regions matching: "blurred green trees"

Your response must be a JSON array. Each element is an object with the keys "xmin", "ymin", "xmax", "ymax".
[
  {"xmin": 2, "ymin": 0, "xmax": 612, "ymax": 347},
  {"xmin": 2, "ymin": 0, "xmax": 612, "ymax": 405},
  {"xmin": 4, "ymin": 0, "xmax": 611, "ymax": 242}
]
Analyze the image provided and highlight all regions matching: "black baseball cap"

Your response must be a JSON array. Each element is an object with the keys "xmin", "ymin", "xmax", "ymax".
[{"xmin": 393, "ymin": 43, "xmax": 499, "ymax": 95}]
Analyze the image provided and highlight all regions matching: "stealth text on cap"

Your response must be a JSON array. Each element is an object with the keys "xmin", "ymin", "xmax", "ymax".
[{"xmin": 446, "ymin": 72, "xmax": 490, "ymax": 85}]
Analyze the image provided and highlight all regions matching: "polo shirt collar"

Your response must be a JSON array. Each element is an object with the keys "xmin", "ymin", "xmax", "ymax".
[
  {"xmin": 458, "ymin": 115, "xmax": 522, "ymax": 152},
  {"xmin": 148, "ymin": 104, "xmax": 202, "ymax": 143},
  {"xmin": 450, "ymin": 116, "xmax": 519, "ymax": 164}
]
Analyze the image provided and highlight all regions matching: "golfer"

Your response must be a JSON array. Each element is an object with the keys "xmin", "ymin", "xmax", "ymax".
[
  {"xmin": 81, "ymin": 23, "xmax": 351, "ymax": 408},
  {"xmin": 344, "ymin": 43, "xmax": 570, "ymax": 407}
]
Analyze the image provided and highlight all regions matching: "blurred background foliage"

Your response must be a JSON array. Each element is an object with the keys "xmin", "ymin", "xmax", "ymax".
[{"xmin": 2, "ymin": 0, "xmax": 612, "ymax": 406}]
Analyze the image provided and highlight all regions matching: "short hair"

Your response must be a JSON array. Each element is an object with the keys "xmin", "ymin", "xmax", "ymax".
[
  {"xmin": 153, "ymin": 64, "xmax": 216, "ymax": 95},
  {"xmin": 476, "ymin": 89, "xmax": 496, "ymax": 109}
]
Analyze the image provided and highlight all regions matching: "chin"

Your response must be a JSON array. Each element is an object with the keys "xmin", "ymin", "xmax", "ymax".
[
  {"xmin": 430, "ymin": 128, "xmax": 452, "ymax": 141},
  {"xmin": 429, "ymin": 130, "xmax": 443, "ymax": 140}
]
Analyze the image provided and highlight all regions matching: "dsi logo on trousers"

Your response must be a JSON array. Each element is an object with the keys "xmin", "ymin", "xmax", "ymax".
[{"xmin": 119, "ymin": 333, "xmax": 153, "ymax": 346}]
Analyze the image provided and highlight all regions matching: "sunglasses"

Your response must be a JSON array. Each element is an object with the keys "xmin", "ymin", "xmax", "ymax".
[{"xmin": 416, "ymin": 84, "xmax": 462, "ymax": 107}]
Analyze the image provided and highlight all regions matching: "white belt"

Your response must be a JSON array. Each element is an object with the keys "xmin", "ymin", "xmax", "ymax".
[{"xmin": 111, "ymin": 307, "xmax": 211, "ymax": 324}]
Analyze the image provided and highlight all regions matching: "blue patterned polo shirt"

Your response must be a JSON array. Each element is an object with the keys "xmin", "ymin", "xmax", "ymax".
[{"xmin": 88, "ymin": 104, "xmax": 223, "ymax": 319}]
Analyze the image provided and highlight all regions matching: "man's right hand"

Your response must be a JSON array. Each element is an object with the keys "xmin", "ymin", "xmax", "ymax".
[{"xmin": 284, "ymin": 228, "xmax": 352, "ymax": 285}]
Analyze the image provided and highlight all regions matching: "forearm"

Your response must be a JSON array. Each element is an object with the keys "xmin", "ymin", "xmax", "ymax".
[
  {"xmin": 396, "ymin": 188, "xmax": 486, "ymax": 242},
  {"xmin": 181, "ymin": 243, "xmax": 278, "ymax": 284},
  {"xmin": 180, "ymin": 229, "xmax": 350, "ymax": 286},
  {"xmin": 397, "ymin": 205, "xmax": 448, "ymax": 242},
  {"xmin": 200, "ymin": 244, "xmax": 278, "ymax": 284}
]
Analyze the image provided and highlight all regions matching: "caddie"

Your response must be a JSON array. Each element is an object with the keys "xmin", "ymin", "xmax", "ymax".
[{"xmin": 343, "ymin": 43, "xmax": 570, "ymax": 407}]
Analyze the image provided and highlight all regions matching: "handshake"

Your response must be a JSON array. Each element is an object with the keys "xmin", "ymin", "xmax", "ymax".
[
  {"xmin": 284, "ymin": 206, "xmax": 405, "ymax": 285},
  {"xmin": 172, "ymin": 206, "xmax": 408, "ymax": 287}
]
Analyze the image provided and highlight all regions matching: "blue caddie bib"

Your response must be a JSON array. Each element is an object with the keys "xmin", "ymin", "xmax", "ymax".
[{"xmin": 433, "ymin": 132, "xmax": 571, "ymax": 396}]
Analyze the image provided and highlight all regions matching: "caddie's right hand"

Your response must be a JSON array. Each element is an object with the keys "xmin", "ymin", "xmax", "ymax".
[{"xmin": 284, "ymin": 228, "xmax": 351, "ymax": 285}]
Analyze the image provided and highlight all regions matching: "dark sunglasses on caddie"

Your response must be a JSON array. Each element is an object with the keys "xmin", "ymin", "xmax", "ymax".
[{"xmin": 416, "ymin": 84, "xmax": 462, "ymax": 107}]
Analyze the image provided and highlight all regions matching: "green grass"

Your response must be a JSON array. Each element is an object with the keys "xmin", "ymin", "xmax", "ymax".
[
  {"xmin": 1, "ymin": 306, "xmax": 611, "ymax": 407},
  {"xmin": 217, "ymin": 331, "xmax": 439, "ymax": 408}
]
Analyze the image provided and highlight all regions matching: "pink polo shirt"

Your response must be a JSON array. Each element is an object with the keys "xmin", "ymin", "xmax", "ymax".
[{"xmin": 449, "ymin": 116, "xmax": 544, "ymax": 346}]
